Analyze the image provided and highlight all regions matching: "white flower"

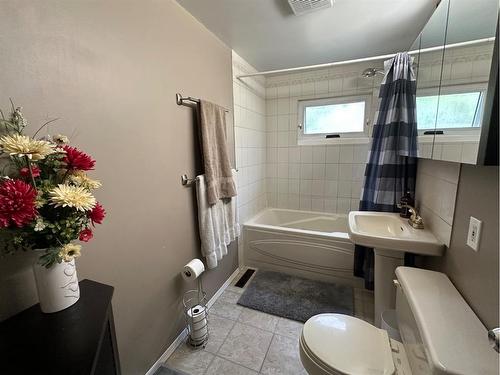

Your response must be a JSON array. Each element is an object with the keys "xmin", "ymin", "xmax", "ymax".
[
  {"xmin": 0, "ymin": 134, "xmax": 56, "ymax": 160},
  {"xmin": 68, "ymin": 171, "xmax": 102, "ymax": 190},
  {"xmin": 59, "ymin": 243, "xmax": 82, "ymax": 262},
  {"xmin": 53, "ymin": 134, "xmax": 69, "ymax": 145},
  {"xmin": 34, "ymin": 218, "xmax": 46, "ymax": 231},
  {"xmin": 49, "ymin": 184, "xmax": 96, "ymax": 211},
  {"xmin": 11, "ymin": 107, "xmax": 28, "ymax": 129}
]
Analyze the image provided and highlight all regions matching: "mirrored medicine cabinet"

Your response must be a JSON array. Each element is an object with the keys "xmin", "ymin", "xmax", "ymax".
[{"xmin": 410, "ymin": 0, "xmax": 498, "ymax": 165}]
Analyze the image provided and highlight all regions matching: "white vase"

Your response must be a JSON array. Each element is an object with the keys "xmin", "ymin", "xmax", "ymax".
[{"xmin": 32, "ymin": 258, "xmax": 80, "ymax": 313}]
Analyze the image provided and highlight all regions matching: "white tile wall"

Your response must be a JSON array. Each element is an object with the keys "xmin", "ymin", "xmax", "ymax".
[
  {"xmin": 264, "ymin": 63, "xmax": 383, "ymax": 214},
  {"xmin": 415, "ymin": 159, "xmax": 461, "ymax": 247},
  {"xmin": 231, "ymin": 43, "xmax": 483, "ymax": 225},
  {"xmin": 232, "ymin": 52, "xmax": 267, "ymax": 223}
]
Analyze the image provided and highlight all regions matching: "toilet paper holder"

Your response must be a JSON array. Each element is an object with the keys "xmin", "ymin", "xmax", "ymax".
[{"xmin": 182, "ymin": 279, "xmax": 209, "ymax": 348}]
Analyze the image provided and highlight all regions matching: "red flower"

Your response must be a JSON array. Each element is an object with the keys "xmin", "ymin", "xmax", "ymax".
[
  {"xmin": 88, "ymin": 202, "xmax": 106, "ymax": 226},
  {"xmin": 63, "ymin": 145, "xmax": 95, "ymax": 171},
  {"xmin": 20, "ymin": 166, "xmax": 41, "ymax": 179},
  {"xmin": 79, "ymin": 228, "xmax": 93, "ymax": 242},
  {"xmin": 0, "ymin": 179, "xmax": 37, "ymax": 228}
]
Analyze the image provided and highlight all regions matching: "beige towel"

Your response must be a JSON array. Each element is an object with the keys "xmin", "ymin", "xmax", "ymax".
[{"xmin": 199, "ymin": 100, "xmax": 237, "ymax": 205}]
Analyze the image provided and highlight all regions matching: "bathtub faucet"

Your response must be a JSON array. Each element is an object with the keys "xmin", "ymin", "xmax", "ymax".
[{"xmin": 397, "ymin": 203, "xmax": 424, "ymax": 229}]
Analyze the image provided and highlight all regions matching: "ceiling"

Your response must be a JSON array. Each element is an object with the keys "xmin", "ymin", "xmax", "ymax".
[{"xmin": 177, "ymin": 0, "xmax": 439, "ymax": 71}]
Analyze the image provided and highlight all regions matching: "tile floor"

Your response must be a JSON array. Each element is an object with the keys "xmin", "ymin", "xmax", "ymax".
[{"xmin": 165, "ymin": 269, "xmax": 374, "ymax": 375}]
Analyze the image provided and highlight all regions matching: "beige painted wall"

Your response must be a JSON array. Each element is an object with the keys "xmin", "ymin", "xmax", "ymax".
[
  {"xmin": 0, "ymin": 1, "xmax": 238, "ymax": 373},
  {"xmin": 426, "ymin": 164, "xmax": 499, "ymax": 329}
]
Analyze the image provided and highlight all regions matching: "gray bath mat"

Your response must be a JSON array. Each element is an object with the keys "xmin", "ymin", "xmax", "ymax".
[{"xmin": 237, "ymin": 270, "xmax": 353, "ymax": 322}]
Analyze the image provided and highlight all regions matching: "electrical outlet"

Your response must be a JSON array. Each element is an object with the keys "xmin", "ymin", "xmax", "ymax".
[{"xmin": 466, "ymin": 216, "xmax": 482, "ymax": 251}]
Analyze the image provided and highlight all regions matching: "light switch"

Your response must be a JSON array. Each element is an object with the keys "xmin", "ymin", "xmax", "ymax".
[{"xmin": 466, "ymin": 216, "xmax": 482, "ymax": 252}]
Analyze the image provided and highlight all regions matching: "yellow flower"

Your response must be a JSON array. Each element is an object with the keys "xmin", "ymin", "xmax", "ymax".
[
  {"xmin": 0, "ymin": 134, "xmax": 55, "ymax": 160},
  {"xmin": 68, "ymin": 171, "xmax": 102, "ymax": 190},
  {"xmin": 59, "ymin": 243, "xmax": 82, "ymax": 262},
  {"xmin": 49, "ymin": 184, "xmax": 96, "ymax": 211}
]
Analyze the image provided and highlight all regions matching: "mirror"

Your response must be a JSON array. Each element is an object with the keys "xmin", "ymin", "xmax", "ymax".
[
  {"xmin": 413, "ymin": 0, "xmax": 498, "ymax": 164},
  {"xmin": 413, "ymin": 0, "xmax": 450, "ymax": 159}
]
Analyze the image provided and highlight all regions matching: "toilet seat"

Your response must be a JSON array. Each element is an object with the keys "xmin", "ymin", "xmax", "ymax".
[{"xmin": 299, "ymin": 314, "xmax": 396, "ymax": 375}]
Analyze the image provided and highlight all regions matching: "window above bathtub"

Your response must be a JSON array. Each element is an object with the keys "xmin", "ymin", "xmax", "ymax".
[{"xmin": 297, "ymin": 95, "xmax": 371, "ymax": 145}]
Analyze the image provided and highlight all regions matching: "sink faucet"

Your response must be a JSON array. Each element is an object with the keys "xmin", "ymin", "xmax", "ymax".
[{"xmin": 397, "ymin": 203, "xmax": 424, "ymax": 229}]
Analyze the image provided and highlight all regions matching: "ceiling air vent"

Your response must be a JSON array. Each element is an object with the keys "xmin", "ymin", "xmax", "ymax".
[{"xmin": 288, "ymin": 0, "xmax": 333, "ymax": 15}]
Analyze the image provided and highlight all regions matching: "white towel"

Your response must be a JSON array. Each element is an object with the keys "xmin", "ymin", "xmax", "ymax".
[{"xmin": 196, "ymin": 170, "xmax": 240, "ymax": 269}]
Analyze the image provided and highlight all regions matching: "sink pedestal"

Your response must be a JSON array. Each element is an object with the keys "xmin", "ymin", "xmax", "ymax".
[{"xmin": 374, "ymin": 248, "xmax": 405, "ymax": 327}]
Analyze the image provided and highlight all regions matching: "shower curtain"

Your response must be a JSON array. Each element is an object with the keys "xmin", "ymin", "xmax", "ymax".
[{"xmin": 354, "ymin": 52, "xmax": 418, "ymax": 290}]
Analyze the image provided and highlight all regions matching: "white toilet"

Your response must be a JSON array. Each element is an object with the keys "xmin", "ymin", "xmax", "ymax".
[{"xmin": 299, "ymin": 267, "xmax": 499, "ymax": 375}]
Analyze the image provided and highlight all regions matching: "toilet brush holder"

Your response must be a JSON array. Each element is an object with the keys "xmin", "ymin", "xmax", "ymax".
[{"xmin": 183, "ymin": 279, "xmax": 209, "ymax": 348}]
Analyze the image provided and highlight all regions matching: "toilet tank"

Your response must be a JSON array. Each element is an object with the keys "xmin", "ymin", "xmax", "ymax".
[{"xmin": 395, "ymin": 267, "xmax": 499, "ymax": 375}]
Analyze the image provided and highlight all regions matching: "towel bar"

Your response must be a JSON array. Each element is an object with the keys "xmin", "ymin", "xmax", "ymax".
[
  {"xmin": 177, "ymin": 93, "xmax": 236, "ymax": 188},
  {"xmin": 181, "ymin": 174, "xmax": 197, "ymax": 186},
  {"xmin": 176, "ymin": 93, "xmax": 230, "ymax": 113},
  {"xmin": 181, "ymin": 170, "xmax": 238, "ymax": 187}
]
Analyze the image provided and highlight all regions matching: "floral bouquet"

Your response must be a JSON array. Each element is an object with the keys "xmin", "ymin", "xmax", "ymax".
[{"xmin": 0, "ymin": 104, "xmax": 105, "ymax": 268}]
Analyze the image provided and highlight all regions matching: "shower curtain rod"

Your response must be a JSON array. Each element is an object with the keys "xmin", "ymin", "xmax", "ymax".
[{"xmin": 237, "ymin": 37, "xmax": 495, "ymax": 79}]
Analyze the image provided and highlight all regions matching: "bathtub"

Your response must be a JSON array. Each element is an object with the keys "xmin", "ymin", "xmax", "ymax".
[{"xmin": 243, "ymin": 208, "xmax": 362, "ymax": 288}]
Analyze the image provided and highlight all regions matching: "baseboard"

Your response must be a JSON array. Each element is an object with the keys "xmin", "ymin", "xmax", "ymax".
[
  {"xmin": 144, "ymin": 266, "xmax": 241, "ymax": 375},
  {"xmin": 206, "ymin": 266, "xmax": 241, "ymax": 309},
  {"xmin": 144, "ymin": 327, "xmax": 188, "ymax": 375}
]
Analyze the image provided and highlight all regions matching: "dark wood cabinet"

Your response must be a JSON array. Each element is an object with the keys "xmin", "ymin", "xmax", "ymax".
[{"xmin": 0, "ymin": 279, "xmax": 121, "ymax": 375}]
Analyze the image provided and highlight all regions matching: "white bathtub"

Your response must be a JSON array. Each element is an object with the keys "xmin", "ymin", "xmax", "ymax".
[{"xmin": 243, "ymin": 208, "xmax": 362, "ymax": 288}]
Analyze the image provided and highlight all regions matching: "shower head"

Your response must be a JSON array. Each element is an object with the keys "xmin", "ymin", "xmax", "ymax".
[
  {"xmin": 361, "ymin": 67, "xmax": 384, "ymax": 78},
  {"xmin": 361, "ymin": 62, "xmax": 418, "ymax": 78}
]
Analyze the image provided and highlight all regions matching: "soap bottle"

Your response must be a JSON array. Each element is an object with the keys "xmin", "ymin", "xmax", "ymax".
[{"xmin": 399, "ymin": 192, "xmax": 414, "ymax": 218}]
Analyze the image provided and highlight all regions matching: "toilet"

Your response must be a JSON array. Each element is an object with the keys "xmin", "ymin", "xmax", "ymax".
[{"xmin": 299, "ymin": 267, "xmax": 499, "ymax": 375}]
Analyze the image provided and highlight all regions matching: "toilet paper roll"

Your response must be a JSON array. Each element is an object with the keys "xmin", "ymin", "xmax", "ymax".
[
  {"xmin": 187, "ymin": 305, "xmax": 207, "ymax": 340},
  {"xmin": 182, "ymin": 259, "xmax": 205, "ymax": 281}
]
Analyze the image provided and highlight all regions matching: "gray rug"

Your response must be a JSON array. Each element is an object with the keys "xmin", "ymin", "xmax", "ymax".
[{"xmin": 237, "ymin": 270, "xmax": 353, "ymax": 322}]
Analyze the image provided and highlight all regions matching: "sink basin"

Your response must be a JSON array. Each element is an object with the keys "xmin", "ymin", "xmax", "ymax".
[{"xmin": 348, "ymin": 211, "xmax": 444, "ymax": 256}]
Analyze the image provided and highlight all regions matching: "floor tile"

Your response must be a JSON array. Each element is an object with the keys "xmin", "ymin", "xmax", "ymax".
[
  {"xmin": 226, "ymin": 285, "xmax": 245, "ymax": 295},
  {"xmin": 275, "ymin": 318, "xmax": 304, "ymax": 340},
  {"xmin": 154, "ymin": 365, "xmax": 188, "ymax": 375},
  {"xmin": 354, "ymin": 288, "xmax": 375, "ymax": 324},
  {"xmin": 354, "ymin": 298, "xmax": 364, "ymax": 319},
  {"xmin": 205, "ymin": 314, "xmax": 235, "ymax": 354},
  {"xmin": 205, "ymin": 356, "xmax": 258, "ymax": 375},
  {"xmin": 237, "ymin": 307, "xmax": 279, "ymax": 332},
  {"xmin": 218, "ymin": 322, "xmax": 273, "ymax": 371},
  {"xmin": 154, "ymin": 365, "xmax": 190, "ymax": 375},
  {"xmin": 261, "ymin": 334, "xmax": 307, "ymax": 375},
  {"xmin": 209, "ymin": 290, "xmax": 243, "ymax": 320},
  {"xmin": 166, "ymin": 343, "xmax": 214, "ymax": 375},
  {"xmin": 355, "ymin": 288, "xmax": 374, "ymax": 302}
]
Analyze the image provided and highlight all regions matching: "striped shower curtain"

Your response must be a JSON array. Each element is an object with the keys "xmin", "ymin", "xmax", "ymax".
[{"xmin": 354, "ymin": 52, "xmax": 418, "ymax": 290}]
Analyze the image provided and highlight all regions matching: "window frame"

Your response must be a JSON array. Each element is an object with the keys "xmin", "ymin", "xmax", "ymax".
[
  {"xmin": 416, "ymin": 82, "xmax": 488, "ymax": 139},
  {"xmin": 297, "ymin": 94, "xmax": 371, "ymax": 145}
]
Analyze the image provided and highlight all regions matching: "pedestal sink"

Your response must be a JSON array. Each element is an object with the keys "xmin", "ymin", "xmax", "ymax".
[{"xmin": 348, "ymin": 211, "xmax": 445, "ymax": 327}]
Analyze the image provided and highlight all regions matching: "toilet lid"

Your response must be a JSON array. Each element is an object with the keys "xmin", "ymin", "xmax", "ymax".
[{"xmin": 301, "ymin": 314, "xmax": 395, "ymax": 375}]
